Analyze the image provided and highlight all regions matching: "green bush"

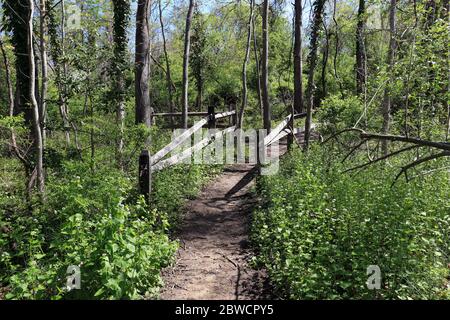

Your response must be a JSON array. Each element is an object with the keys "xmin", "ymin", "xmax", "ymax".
[
  {"xmin": 252, "ymin": 146, "xmax": 450, "ymax": 299},
  {"xmin": 1, "ymin": 162, "xmax": 177, "ymax": 299},
  {"xmin": 317, "ymin": 95, "xmax": 364, "ymax": 133}
]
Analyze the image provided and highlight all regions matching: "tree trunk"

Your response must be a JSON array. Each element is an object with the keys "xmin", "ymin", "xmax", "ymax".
[
  {"xmin": 252, "ymin": 12, "xmax": 263, "ymax": 117},
  {"xmin": 293, "ymin": 0, "xmax": 304, "ymax": 114},
  {"xmin": 381, "ymin": 0, "xmax": 397, "ymax": 155},
  {"xmin": 304, "ymin": 0, "xmax": 326, "ymax": 151},
  {"xmin": 28, "ymin": 0, "xmax": 45, "ymax": 194},
  {"xmin": 60, "ymin": 0, "xmax": 71, "ymax": 147},
  {"xmin": 356, "ymin": 0, "xmax": 366, "ymax": 96},
  {"xmin": 182, "ymin": 0, "xmax": 195, "ymax": 129},
  {"xmin": 135, "ymin": 0, "xmax": 152, "ymax": 128},
  {"xmin": 261, "ymin": 0, "xmax": 271, "ymax": 133},
  {"xmin": 320, "ymin": 19, "xmax": 329, "ymax": 104},
  {"xmin": 0, "ymin": 38, "xmax": 14, "ymax": 118},
  {"xmin": 238, "ymin": 0, "xmax": 254, "ymax": 129},
  {"xmin": 158, "ymin": 0, "xmax": 175, "ymax": 126},
  {"xmin": 39, "ymin": 0, "xmax": 49, "ymax": 146},
  {"xmin": 112, "ymin": 0, "xmax": 130, "ymax": 166}
]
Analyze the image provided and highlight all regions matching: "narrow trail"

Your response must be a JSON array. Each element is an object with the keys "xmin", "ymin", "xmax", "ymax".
[{"xmin": 160, "ymin": 139, "xmax": 293, "ymax": 300}]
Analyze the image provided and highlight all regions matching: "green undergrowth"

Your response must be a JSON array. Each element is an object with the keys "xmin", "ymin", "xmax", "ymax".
[
  {"xmin": 0, "ymin": 127, "xmax": 223, "ymax": 299},
  {"xmin": 251, "ymin": 145, "xmax": 450, "ymax": 299}
]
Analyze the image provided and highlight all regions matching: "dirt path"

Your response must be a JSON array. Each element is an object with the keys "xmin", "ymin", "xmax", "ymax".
[
  {"xmin": 160, "ymin": 137, "xmax": 295, "ymax": 300},
  {"xmin": 160, "ymin": 163, "xmax": 271, "ymax": 300}
]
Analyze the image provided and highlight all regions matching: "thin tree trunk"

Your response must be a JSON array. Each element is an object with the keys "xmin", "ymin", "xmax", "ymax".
[
  {"xmin": 356, "ymin": 0, "xmax": 366, "ymax": 95},
  {"xmin": 39, "ymin": 0, "xmax": 49, "ymax": 146},
  {"xmin": 238, "ymin": 0, "xmax": 254, "ymax": 129},
  {"xmin": 252, "ymin": 12, "xmax": 263, "ymax": 117},
  {"xmin": 293, "ymin": 0, "xmax": 304, "ymax": 114},
  {"xmin": 262, "ymin": 0, "xmax": 271, "ymax": 133},
  {"xmin": 60, "ymin": 0, "xmax": 71, "ymax": 147},
  {"xmin": 0, "ymin": 38, "xmax": 14, "ymax": 118},
  {"xmin": 28, "ymin": 0, "xmax": 45, "ymax": 194},
  {"xmin": 381, "ymin": 0, "xmax": 397, "ymax": 155},
  {"xmin": 158, "ymin": 0, "xmax": 175, "ymax": 126},
  {"xmin": 182, "ymin": 0, "xmax": 194, "ymax": 129},
  {"xmin": 135, "ymin": 0, "xmax": 152, "ymax": 128},
  {"xmin": 304, "ymin": 0, "xmax": 326, "ymax": 151},
  {"xmin": 320, "ymin": 19, "xmax": 329, "ymax": 104}
]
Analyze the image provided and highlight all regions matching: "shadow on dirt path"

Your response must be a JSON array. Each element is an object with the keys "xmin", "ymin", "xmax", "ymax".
[{"xmin": 160, "ymin": 138, "xmax": 296, "ymax": 300}]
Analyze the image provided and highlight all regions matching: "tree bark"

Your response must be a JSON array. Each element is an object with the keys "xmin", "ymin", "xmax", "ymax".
[
  {"xmin": 356, "ymin": 0, "xmax": 366, "ymax": 96},
  {"xmin": 293, "ymin": 0, "xmax": 304, "ymax": 114},
  {"xmin": 60, "ymin": 0, "xmax": 71, "ymax": 147},
  {"xmin": 0, "ymin": 37, "xmax": 14, "ymax": 118},
  {"xmin": 304, "ymin": 0, "xmax": 326, "ymax": 151},
  {"xmin": 135, "ymin": 0, "xmax": 152, "ymax": 128},
  {"xmin": 112, "ymin": 0, "xmax": 130, "ymax": 166},
  {"xmin": 252, "ymin": 11, "xmax": 263, "ymax": 117},
  {"xmin": 39, "ymin": 0, "xmax": 49, "ymax": 146},
  {"xmin": 28, "ymin": 0, "xmax": 45, "ymax": 194},
  {"xmin": 320, "ymin": 19, "xmax": 329, "ymax": 104},
  {"xmin": 381, "ymin": 0, "xmax": 397, "ymax": 155},
  {"xmin": 261, "ymin": 0, "xmax": 271, "ymax": 133},
  {"xmin": 238, "ymin": 0, "xmax": 254, "ymax": 129},
  {"xmin": 182, "ymin": 0, "xmax": 195, "ymax": 129}
]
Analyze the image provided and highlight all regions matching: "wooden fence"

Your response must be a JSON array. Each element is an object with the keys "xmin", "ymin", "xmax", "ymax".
[{"xmin": 139, "ymin": 108, "xmax": 310, "ymax": 201}]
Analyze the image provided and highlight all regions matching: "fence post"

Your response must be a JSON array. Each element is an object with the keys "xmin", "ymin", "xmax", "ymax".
[
  {"xmin": 208, "ymin": 105, "xmax": 216, "ymax": 129},
  {"xmin": 287, "ymin": 107, "xmax": 294, "ymax": 150},
  {"xmin": 232, "ymin": 104, "xmax": 237, "ymax": 126},
  {"xmin": 139, "ymin": 149, "xmax": 152, "ymax": 203}
]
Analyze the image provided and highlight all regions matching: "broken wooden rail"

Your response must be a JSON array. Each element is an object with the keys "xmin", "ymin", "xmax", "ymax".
[
  {"xmin": 139, "ymin": 108, "xmax": 313, "ymax": 202},
  {"xmin": 139, "ymin": 106, "xmax": 237, "ymax": 199}
]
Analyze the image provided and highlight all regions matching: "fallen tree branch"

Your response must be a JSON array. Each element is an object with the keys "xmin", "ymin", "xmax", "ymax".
[
  {"xmin": 392, "ymin": 151, "xmax": 450, "ymax": 186},
  {"xmin": 343, "ymin": 145, "xmax": 420, "ymax": 173}
]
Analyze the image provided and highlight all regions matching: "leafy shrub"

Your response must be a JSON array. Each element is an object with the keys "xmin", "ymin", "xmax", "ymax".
[
  {"xmin": 2, "ymin": 162, "xmax": 177, "ymax": 299},
  {"xmin": 252, "ymin": 146, "xmax": 450, "ymax": 299},
  {"xmin": 317, "ymin": 95, "xmax": 364, "ymax": 133}
]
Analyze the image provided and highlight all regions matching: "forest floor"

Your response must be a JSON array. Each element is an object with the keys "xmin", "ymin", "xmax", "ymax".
[{"xmin": 160, "ymin": 138, "xmax": 294, "ymax": 300}]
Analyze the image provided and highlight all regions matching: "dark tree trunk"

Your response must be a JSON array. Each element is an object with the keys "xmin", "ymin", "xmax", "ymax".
[
  {"xmin": 262, "ymin": 0, "xmax": 271, "ymax": 133},
  {"xmin": 293, "ymin": 0, "xmax": 304, "ymax": 114},
  {"xmin": 304, "ymin": 0, "xmax": 326, "ymax": 150},
  {"xmin": 112, "ymin": 0, "xmax": 130, "ymax": 165},
  {"xmin": 182, "ymin": 0, "xmax": 195, "ymax": 129},
  {"xmin": 39, "ymin": 0, "xmax": 49, "ymax": 146},
  {"xmin": 320, "ymin": 19, "xmax": 329, "ymax": 105},
  {"xmin": 4, "ymin": 0, "xmax": 33, "ymax": 125},
  {"xmin": 27, "ymin": 0, "xmax": 45, "ymax": 194},
  {"xmin": 381, "ymin": 0, "xmax": 397, "ymax": 155},
  {"xmin": 0, "ymin": 37, "xmax": 14, "ymax": 118},
  {"xmin": 356, "ymin": 0, "xmax": 366, "ymax": 95},
  {"xmin": 135, "ymin": 0, "xmax": 152, "ymax": 128}
]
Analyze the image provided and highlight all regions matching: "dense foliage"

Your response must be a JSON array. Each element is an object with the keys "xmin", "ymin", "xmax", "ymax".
[
  {"xmin": 0, "ymin": 0, "xmax": 448, "ymax": 300},
  {"xmin": 252, "ymin": 146, "xmax": 449, "ymax": 299},
  {"xmin": 0, "ymin": 126, "xmax": 220, "ymax": 299}
]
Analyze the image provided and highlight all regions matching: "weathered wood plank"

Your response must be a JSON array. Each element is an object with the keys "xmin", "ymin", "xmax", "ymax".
[
  {"xmin": 151, "ymin": 117, "xmax": 208, "ymax": 165},
  {"xmin": 270, "ymin": 124, "xmax": 316, "ymax": 144},
  {"xmin": 264, "ymin": 114, "xmax": 292, "ymax": 146},
  {"xmin": 214, "ymin": 110, "xmax": 236, "ymax": 120},
  {"xmin": 153, "ymin": 126, "xmax": 236, "ymax": 171},
  {"xmin": 153, "ymin": 112, "xmax": 209, "ymax": 117}
]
